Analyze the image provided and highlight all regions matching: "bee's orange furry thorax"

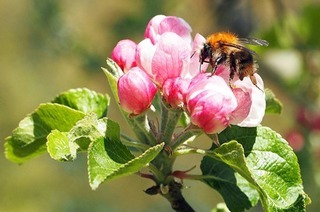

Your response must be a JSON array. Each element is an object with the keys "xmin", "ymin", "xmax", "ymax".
[{"xmin": 206, "ymin": 32, "xmax": 239, "ymax": 49}]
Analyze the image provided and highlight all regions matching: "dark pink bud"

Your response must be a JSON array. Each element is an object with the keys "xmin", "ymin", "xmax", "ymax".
[
  {"xmin": 117, "ymin": 67, "xmax": 157, "ymax": 115},
  {"xmin": 162, "ymin": 77, "xmax": 191, "ymax": 108},
  {"xmin": 111, "ymin": 39, "xmax": 137, "ymax": 72},
  {"xmin": 186, "ymin": 73, "xmax": 238, "ymax": 134}
]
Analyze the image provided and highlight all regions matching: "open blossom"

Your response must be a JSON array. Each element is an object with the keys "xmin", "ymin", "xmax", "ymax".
[
  {"xmin": 111, "ymin": 14, "xmax": 265, "ymax": 131},
  {"xmin": 185, "ymin": 67, "xmax": 265, "ymax": 134},
  {"xmin": 234, "ymin": 74, "xmax": 265, "ymax": 127},
  {"xmin": 136, "ymin": 32, "xmax": 192, "ymax": 87},
  {"xmin": 117, "ymin": 67, "xmax": 157, "ymax": 115}
]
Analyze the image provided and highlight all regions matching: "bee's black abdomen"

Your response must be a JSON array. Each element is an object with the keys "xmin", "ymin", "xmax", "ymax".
[{"xmin": 233, "ymin": 50, "xmax": 254, "ymax": 80}]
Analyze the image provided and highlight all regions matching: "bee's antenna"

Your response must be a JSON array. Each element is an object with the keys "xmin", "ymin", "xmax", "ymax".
[
  {"xmin": 190, "ymin": 51, "xmax": 196, "ymax": 58},
  {"xmin": 255, "ymin": 85, "xmax": 264, "ymax": 92}
]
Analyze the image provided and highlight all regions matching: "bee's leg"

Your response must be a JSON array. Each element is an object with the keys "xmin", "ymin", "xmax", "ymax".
[
  {"xmin": 228, "ymin": 69, "xmax": 236, "ymax": 89},
  {"xmin": 209, "ymin": 56, "xmax": 223, "ymax": 77},
  {"xmin": 210, "ymin": 64, "xmax": 217, "ymax": 77},
  {"xmin": 250, "ymin": 74, "xmax": 264, "ymax": 92},
  {"xmin": 229, "ymin": 54, "xmax": 236, "ymax": 89}
]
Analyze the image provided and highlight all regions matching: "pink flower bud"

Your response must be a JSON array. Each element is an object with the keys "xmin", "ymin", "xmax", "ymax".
[
  {"xmin": 117, "ymin": 67, "xmax": 157, "ymax": 115},
  {"xmin": 186, "ymin": 73, "xmax": 238, "ymax": 134},
  {"xmin": 162, "ymin": 77, "xmax": 191, "ymax": 108},
  {"xmin": 111, "ymin": 39, "xmax": 137, "ymax": 72}
]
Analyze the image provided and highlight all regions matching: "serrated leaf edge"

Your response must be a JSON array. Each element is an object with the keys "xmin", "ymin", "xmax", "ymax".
[{"xmin": 89, "ymin": 142, "xmax": 164, "ymax": 190}]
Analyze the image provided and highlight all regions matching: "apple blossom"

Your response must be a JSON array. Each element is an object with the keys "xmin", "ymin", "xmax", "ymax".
[
  {"xmin": 234, "ymin": 74, "xmax": 266, "ymax": 127},
  {"xmin": 111, "ymin": 14, "xmax": 265, "ymax": 133},
  {"xmin": 117, "ymin": 67, "xmax": 157, "ymax": 115}
]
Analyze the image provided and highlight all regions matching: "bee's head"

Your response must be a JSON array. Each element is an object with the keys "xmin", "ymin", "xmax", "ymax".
[{"xmin": 199, "ymin": 43, "xmax": 212, "ymax": 64}]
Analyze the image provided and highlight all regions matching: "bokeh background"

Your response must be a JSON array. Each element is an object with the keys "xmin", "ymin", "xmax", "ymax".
[{"xmin": 1, "ymin": 0, "xmax": 320, "ymax": 211}]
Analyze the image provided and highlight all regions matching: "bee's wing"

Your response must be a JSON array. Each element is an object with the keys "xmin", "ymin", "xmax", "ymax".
[
  {"xmin": 221, "ymin": 42, "xmax": 258, "ymax": 56},
  {"xmin": 238, "ymin": 38, "xmax": 269, "ymax": 46}
]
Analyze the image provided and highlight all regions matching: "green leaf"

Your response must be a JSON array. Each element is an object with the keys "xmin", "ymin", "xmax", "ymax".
[
  {"xmin": 88, "ymin": 137, "xmax": 164, "ymax": 190},
  {"xmin": 201, "ymin": 126, "xmax": 310, "ymax": 211},
  {"xmin": 178, "ymin": 111, "xmax": 191, "ymax": 128},
  {"xmin": 68, "ymin": 113, "xmax": 108, "ymax": 151},
  {"xmin": 53, "ymin": 88, "xmax": 110, "ymax": 118},
  {"xmin": 5, "ymin": 103, "xmax": 85, "ymax": 164},
  {"xmin": 102, "ymin": 58, "xmax": 122, "ymax": 103},
  {"xmin": 265, "ymin": 88, "xmax": 283, "ymax": 114},
  {"xmin": 201, "ymin": 141, "xmax": 259, "ymax": 211},
  {"xmin": 47, "ymin": 130, "xmax": 78, "ymax": 161}
]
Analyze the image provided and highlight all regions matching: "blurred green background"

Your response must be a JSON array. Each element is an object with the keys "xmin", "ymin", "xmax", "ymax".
[{"xmin": 1, "ymin": 0, "xmax": 320, "ymax": 211}]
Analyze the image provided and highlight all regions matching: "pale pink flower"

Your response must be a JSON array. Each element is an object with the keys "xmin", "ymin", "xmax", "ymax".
[
  {"xmin": 111, "ymin": 39, "xmax": 137, "ymax": 72},
  {"xmin": 232, "ymin": 74, "xmax": 265, "ymax": 126},
  {"xmin": 136, "ymin": 32, "xmax": 191, "ymax": 86},
  {"xmin": 117, "ymin": 67, "xmax": 157, "ymax": 115},
  {"xmin": 214, "ymin": 65, "xmax": 266, "ymax": 127}
]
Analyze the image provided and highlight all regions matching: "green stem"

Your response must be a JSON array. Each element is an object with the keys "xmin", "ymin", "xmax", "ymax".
[
  {"xmin": 148, "ymin": 163, "xmax": 165, "ymax": 183},
  {"xmin": 133, "ymin": 115, "xmax": 157, "ymax": 146},
  {"xmin": 182, "ymin": 174, "xmax": 235, "ymax": 184},
  {"xmin": 120, "ymin": 133, "xmax": 150, "ymax": 151},
  {"xmin": 174, "ymin": 146, "xmax": 207, "ymax": 156},
  {"xmin": 162, "ymin": 110, "xmax": 182, "ymax": 144},
  {"xmin": 160, "ymin": 103, "xmax": 169, "ymax": 134},
  {"xmin": 171, "ymin": 125, "xmax": 202, "ymax": 150}
]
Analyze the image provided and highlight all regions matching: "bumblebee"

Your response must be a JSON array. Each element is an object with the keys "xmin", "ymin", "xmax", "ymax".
[{"xmin": 199, "ymin": 32, "xmax": 268, "ymax": 90}]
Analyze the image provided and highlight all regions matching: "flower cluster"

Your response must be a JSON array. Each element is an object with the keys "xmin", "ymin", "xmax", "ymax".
[{"xmin": 111, "ymin": 15, "xmax": 265, "ymax": 134}]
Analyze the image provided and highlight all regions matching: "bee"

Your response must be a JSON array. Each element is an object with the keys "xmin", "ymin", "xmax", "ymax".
[{"xmin": 199, "ymin": 32, "xmax": 268, "ymax": 90}]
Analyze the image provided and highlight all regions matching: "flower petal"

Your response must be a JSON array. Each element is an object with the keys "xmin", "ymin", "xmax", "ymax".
[
  {"xmin": 237, "ymin": 74, "xmax": 266, "ymax": 126},
  {"xmin": 151, "ymin": 32, "xmax": 191, "ymax": 86},
  {"xmin": 136, "ymin": 38, "xmax": 156, "ymax": 77},
  {"xmin": 144, "ymin": 15, "xmax": 166, "ymax": 43},
  {"xmin": 230, "ymin": 87, "xmax": 252, "ymax": 124},
  {"xmin": 181, "ymin": 33, "xmax": 208, "ymax": 79},
  {"xmin": 144, "ymin": 15, "xmax": 192, "ymax": 44},
  {"xmin": 157, "ymin": 16, "xmax": 192, "ymax": 44}
]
